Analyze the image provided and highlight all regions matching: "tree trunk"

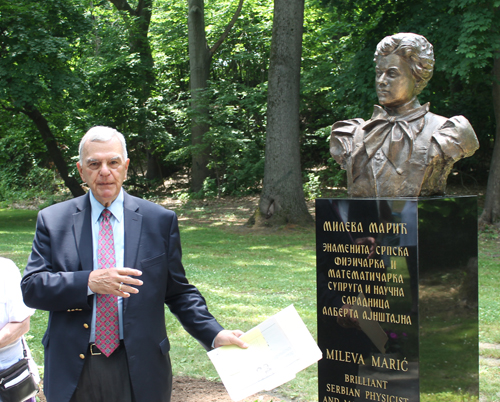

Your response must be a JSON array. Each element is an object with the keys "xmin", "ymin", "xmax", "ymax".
[
  {"xmin": 188, "ymin": 0, "xmax": 212, "ymax": 193},
  {"xmin": 249, "ymin": 0, "xmax": 312, "ymax": 227},
  {"xmin": 187, "ymin": 0, "xmax": 244, "ymax": 193},
  {"xmin": 22, "ymin": 105, "xmax": 85, "ymax": 198},
  {"xmin": 108, "ymin": 0, "xmax": 161, "ymax": 181},
  {"xmin": 480, "ymin": 53, "xmax": 500, "ymax": 225}
]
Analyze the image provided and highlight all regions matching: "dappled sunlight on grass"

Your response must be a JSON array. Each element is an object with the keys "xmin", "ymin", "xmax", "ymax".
[
  {"xmin": 477, "ymin": 231, "xmax": 500, "ymax": 401},
  {"xmin": 478, "ymin": 231, "xmax": 500, "ymax": 346},
  {"xmin": 176, "ymin": 223, "xmax": 320, "ymax": 399},
  {"xmin": 420, "ymin": 392, "xmax": 478, "ymax": 402},
  {"xmin": 0, "ymin": 210, "xmax": 38, "ymax": 266}
]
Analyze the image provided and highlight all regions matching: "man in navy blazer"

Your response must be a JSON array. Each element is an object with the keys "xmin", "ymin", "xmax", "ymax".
[{"xmin": 22, "ymin": 126, "xmax": 247, "ymax": 402}]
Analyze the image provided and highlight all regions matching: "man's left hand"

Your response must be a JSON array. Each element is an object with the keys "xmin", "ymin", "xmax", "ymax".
[{"xmin": 213, "ymin": 330, "xmax": 249, "ymax": 349}]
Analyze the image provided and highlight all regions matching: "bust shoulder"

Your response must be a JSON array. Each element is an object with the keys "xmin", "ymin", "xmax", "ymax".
[
  {"xmin": 424, "ymin": 112, "xmax": 447, "ymax": 132},
  {"xmin": 330, "ymin": 118, "xmax": 365, "ymax": 167},
  {"xmin": 430, "ymin": 114, "xmax": 479, "ymax": 160}
]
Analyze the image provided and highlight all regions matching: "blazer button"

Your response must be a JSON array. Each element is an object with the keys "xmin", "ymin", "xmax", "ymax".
[
  {"xmin": 83, "ymin": 323, "xmax": 89, "ymax": 329},
  {"xmin": 79, "ymin": 354, "xmax": 85, "ymax": 360}
]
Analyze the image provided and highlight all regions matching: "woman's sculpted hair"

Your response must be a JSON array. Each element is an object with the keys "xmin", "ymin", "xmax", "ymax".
[{"xmin": 374, "ymin": 33, "xmax": 435, "ymax": 95}]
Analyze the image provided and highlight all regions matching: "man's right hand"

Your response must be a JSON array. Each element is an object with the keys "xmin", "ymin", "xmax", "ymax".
[{"xmin": 89, "ymin": 268, "xmax": 143, "ymax": 297}]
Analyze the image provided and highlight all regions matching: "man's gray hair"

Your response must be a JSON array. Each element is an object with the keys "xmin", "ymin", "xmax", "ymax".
[
  {"xmin": 374, "ymin": 33, "xmax": 435, "ymax": 95},
  {"xmin": 79, "ymin": 126, "xmax": 128, "ymax": 164}
]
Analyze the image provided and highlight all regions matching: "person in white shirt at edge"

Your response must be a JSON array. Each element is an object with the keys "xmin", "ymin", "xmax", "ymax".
[{"xmin": 0, "ymin": 257, "xmax": 38, "ymax": 402}]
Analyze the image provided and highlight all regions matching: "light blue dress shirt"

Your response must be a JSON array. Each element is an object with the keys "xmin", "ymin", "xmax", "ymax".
[{"xmin": 88, "ymin": 189, "xmax": 125, "ymax": 342}]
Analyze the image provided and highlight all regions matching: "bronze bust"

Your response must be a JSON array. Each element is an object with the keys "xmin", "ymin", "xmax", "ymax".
[{"xmin": 330, "ymin": 33, "xmax": 479, "ymax": 197}]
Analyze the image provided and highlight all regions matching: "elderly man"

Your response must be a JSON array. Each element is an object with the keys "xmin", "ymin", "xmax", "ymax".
[
  {"xmin": 22, "ymin": 126, "xmax": 247, "ymax": 402},
  {"xmin": 330, "ymin": 33, "xmax": 479, "ymax": 197}
]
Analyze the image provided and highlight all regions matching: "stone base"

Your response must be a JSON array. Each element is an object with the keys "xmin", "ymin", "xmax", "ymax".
[{"xmin": 316, "ymin": 197, "xmax": 478, "ymax": 402}]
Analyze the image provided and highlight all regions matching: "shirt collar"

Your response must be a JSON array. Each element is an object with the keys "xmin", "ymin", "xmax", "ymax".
[{"xmin": 89, "ymin": 189, "xmax": 124, "ymax": 224}]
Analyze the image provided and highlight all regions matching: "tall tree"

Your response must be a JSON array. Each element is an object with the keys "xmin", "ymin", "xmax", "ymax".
[
  {"xmin": 481, "ymin": 53, "xmax": 500, "ymax": 224},
  {"xmin": 187, "ymin": 0, "xmax": 244, "ymax": 192},
  {"xmin": 20, "ymin": 106, "xmax": 85, "ymax": 197},
  {"xmin": 0, "ymin": 0, "xmax": 89, "ymax": 197},
  {"xmin": 106, "ymin": 0, "xmax": 164, "ymax": 180},
  {"xmin": 250, "ymin": 0, "xmax": 312, "ymax": 226}
]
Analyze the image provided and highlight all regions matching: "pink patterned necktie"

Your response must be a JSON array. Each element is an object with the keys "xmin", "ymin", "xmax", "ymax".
[{"xmin": 95, "ymin": 209, "xmax": 120, "ymax": 357}]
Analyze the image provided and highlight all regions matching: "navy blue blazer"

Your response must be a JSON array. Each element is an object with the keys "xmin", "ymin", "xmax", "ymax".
[{"xmin": 22, "ymin": 192, "xmax": 224, "ymax": 402}]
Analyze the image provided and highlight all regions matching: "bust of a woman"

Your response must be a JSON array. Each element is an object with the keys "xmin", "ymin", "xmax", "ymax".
[{"xmin": 330, "ymin": 33, "xmax": 479, "ymax": 197}]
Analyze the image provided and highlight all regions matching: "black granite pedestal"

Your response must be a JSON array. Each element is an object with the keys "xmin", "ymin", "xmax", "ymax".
[{"xmin": 316, "ymin": 197, "xmax": 478, "ymax": 402}]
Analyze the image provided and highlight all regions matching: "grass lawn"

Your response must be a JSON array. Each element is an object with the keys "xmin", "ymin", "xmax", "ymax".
[
  {"xmin": 477, "ymin": 225, "xmax": 500, "ymax": 402},
  {"xmin": 0, "ymin": 198, "xmax": 499, "ymax": 401}
]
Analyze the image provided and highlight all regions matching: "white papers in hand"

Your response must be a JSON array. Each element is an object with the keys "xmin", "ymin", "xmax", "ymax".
[{"xmin": 207, "ymin": 304, "xmax": 322, "ymax": 401}]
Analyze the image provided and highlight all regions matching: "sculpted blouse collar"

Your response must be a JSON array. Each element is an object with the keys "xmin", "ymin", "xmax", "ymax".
[{"xmin": 359, "ymin": 103, "xmax": 430, "ymax": 174}]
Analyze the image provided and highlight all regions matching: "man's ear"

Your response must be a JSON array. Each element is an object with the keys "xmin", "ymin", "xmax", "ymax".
[
  {"xmin": 124, "ymin": 159, "xmax": 130, "ymax": 180},
  {"xmin": 76, "ymin": 162, "xmax": 85, "ymax": 182}
]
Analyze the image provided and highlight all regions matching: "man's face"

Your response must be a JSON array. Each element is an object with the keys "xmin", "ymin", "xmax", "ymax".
[
  {"xmin": 375, "ymin": 53, "xmax": 417, "ymax": 109},
  {"xmin": 77, "ymin": 136, "xmax": 130, "ymax": 207}
]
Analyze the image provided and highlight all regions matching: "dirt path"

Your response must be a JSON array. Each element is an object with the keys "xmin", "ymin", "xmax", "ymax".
[
  {"xmin": 36, "ymin": 376, "xmax": 290, "ymax": 402},
  {"xmin": 171, "ymin": 376, "xmax": 290, "ymax": 402}
]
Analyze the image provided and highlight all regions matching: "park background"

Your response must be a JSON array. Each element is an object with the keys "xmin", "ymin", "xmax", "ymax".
[{"xmin": 1, "ymin": 0, "xmax": 500, "ymax": 401}]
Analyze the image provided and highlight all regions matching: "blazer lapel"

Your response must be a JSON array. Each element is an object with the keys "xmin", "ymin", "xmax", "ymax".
[
  {"xmin": 73, "ymin": 193, "xmax": 93, "ymax": 272},
  {"xmin": 123, "ymin": 192, "xmax": 142, "ymax": 312}
]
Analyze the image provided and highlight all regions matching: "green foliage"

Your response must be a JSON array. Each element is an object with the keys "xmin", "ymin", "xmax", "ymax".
[
  {"xmin": 136, "ymin": 0, "xmax": 271, "ymax": 195},
  {"xmin": 0, "ymin": 129, "xmax": 65, "ymax": 205},
  {"xmin": 448, "ymin": 0, "xmax": 500, "ymax": 77},
  {"xmin": 0, "ymin": 0, "xmax": 498, "ymax": 197},
  {"xmin": 301, "ymin": 125, "xmax": 342, "ymax": 195},
  {"xmin": 0, "ymin": 0, "xmax": 92, "ymax": 201},
  {"xmin": 76, "ymin": 2, "xmax": 170, "ymax": 188},
  {"xmin": 203, "ymin": 81, "xmax": 267, "ymax": 196},
  {"xmin": 303, "ymin": 172, "xmax": 322, "ymax": 200},
  {"xmin": 188, "ymin": 0, "xmax": 272, "ymax": 196},
  {"xmin": 208, "ymin": 0, "xmax": 273, "ymax": 87},
  {"xmin": 150, "ymin": 0, "xmax": 273, "ymax": 197},
  {"xmin": 0, "ymin": 0, "xmax": 90, "ymax": 108}
]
